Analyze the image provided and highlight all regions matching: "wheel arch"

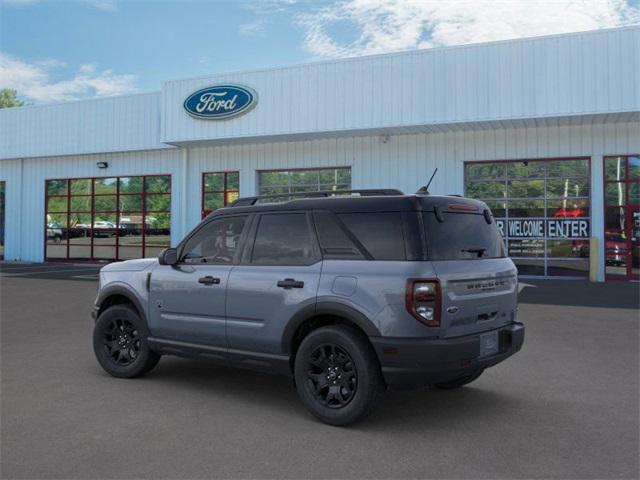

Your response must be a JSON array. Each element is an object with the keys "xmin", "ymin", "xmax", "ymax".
[
  {"xmin": 282, "ymin": 302, "xmax": 381, "ymax": 358},
  {"xmin": 96, "ymin": 284, "xmax": 146, "ymax": 323}
]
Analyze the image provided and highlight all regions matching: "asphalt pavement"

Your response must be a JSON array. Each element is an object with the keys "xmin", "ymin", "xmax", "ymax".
[{"xmin": 1, "ymin": 263, "xmax": 638, "ymax": 479}]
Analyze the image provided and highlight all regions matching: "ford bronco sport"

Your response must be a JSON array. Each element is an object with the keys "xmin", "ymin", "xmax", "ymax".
[{"xmin": 92, "ymin": 189, "xmax": 524, "ymax": 426}]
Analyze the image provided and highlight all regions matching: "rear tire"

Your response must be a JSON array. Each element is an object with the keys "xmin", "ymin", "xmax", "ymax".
[
  {"xmin": 294, "ymin": 325, "xmax": 384, "ymax": 426},
  {"xmin": 93, "ymin": 304, "xmax": 160, "ymax": 378},
  {"xmin": 434, "ymin": 370, "xmax": 484, "ymax": 389}
]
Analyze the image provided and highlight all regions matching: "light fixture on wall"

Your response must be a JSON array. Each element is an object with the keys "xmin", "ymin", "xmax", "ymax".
[
  {"xmin": 380, "ymin": 134, "xmax": 390, "ymax": 144},
  {"xmin": 96, "ymin": 162, "xmax": 109, "ymax": 169}
]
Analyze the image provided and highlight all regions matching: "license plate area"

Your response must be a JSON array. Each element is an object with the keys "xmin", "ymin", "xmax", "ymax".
[{"xmin": 479, "ymin": 331, "xmax": 499, "ymax": 358}]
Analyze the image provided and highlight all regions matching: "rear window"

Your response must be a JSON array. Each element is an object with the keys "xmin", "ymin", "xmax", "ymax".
[{"xmin": 423, "ymin": 212, "xmax": 505, "ymax": 260}]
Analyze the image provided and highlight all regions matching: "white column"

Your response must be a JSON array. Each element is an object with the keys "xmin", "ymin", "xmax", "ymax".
[
  {"xmin": 240, "ymin": 168, "xmax": 257, "ymax": 197},
  {"xmin": 590, "ymin": 155, "xmax": 605, "ymax": 282},
  {"xmin": 171, "ymin": 148, "xmax": 189, "ymax": 246}
]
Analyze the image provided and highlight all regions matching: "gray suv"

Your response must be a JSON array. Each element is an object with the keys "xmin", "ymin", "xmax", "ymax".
[{"xmin": 92, "ymin": 189, "xmax": 524, "ymax": 425}]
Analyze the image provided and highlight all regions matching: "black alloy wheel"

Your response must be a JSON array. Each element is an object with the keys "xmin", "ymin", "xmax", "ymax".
[
  {"xmin": 102, "ymin": 318, "xmax": 141, "ymax": 366},
  {"xmin": 294, "ymin": 325, "xmax": 384, "ymax": 426},
  {"xmin": 306, "ymin": 344, "xmax": 357, "ymax": 408},
  {"xmin": 93, "ymin": 304, "xmax": 160, "ymax": 378}
]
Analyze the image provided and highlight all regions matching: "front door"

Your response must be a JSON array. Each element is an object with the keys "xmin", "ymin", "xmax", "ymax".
[
  {"xmin": 604, "ymin": 155, "xmax": 639, "ymax": 280},
  {"xmin": 226, "ymin": 212, "xmax": 322, "ymax": 355},
  {"xmin": 148, "ymin": 215, "xmax": 249, "ymax": 346}
]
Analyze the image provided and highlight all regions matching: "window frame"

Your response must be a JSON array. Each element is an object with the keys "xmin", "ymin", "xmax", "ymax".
[
  {"xmin": 245, "ymin": 211, "xmax": 321, "ymax": 266},
  {"xmin": 257, "ymin": 167, "xmax": 351, "ymax": 199},
  {"xmin": 201, "ymin": 171, "xmax": 240, "ymax": 218},
  {"xmin": 603, "ymin": 154, "xmax": 640, "ymax": 280},
  {"xmin": 464, "ymin": 157, "xmax": 592, "ymax": 278},
  {"xmin": 44, "ymin": 174, "xmax": 171, "ymax": 262}
]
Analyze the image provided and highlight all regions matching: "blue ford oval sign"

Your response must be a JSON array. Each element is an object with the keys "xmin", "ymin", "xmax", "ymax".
[{"xmin": 183, "ymin": 84, "xmax": 257, "ymax": 120}]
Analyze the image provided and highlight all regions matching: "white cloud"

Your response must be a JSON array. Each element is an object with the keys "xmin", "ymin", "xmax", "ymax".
[
  {"xmin": 239, "ymin": 19, "xmax": 266, "ymax": 36},
  {"xmin": 297, "ymin": 0, "xmax": 640, "ymax": 58},
  {"xmin": 0, "ymin": 53, "xmax": 138, "ymax": 102},
  {"xmin": 83, "ymin": 0, "xmax": 118, "ymax": 12}
]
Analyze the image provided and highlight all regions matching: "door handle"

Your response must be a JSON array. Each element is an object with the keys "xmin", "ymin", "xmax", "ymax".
[
  {"xmin": 198, "ymin": 276, "xmax": 220, "ymax": 285},
  {"xmin": 277, "ymin": 278, "xmax": 304, "ymax": 289}
]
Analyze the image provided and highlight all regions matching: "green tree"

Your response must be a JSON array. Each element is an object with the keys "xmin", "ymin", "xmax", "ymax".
[{"xmin": 0, "ymin": 89, "xmax": 24, "ymax": 109}]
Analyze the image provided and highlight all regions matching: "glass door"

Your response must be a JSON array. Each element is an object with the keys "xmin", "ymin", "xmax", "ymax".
[
  {"xmin": 631, "ymin": 206, "xmax": 639, "ymax": 278},
  {"xmin": 604, "ymin": 155, "xmax": 639, "ymax": 280}
]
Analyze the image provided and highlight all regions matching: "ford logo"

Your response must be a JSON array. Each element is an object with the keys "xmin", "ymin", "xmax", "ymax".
[{"xmin": 183, "ymin": 84, "xmax": 257, "ymax": 120}]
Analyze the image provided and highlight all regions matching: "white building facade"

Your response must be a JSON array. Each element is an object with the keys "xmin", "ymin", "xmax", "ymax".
[{"xmin": 1, "ymin": 27, "xmax": 638, "ymax": 281}]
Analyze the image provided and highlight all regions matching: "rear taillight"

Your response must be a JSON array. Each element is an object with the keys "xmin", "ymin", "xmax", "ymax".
[{"xmin": 405, "ymin": 279, "xmax": 441, "ymax": 327}]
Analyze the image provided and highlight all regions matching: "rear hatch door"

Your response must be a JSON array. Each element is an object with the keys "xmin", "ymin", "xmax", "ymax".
[{"xmin": 423, "ymin": 206, "xmax": 518, "ymax": 338}]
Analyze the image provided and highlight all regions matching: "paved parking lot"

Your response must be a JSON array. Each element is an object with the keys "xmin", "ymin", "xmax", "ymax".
[{"xmin": 1, "ymin": 263, "xmax": 638, "ymax": 479}]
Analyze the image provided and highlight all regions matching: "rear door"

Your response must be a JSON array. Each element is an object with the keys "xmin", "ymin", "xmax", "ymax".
[
  {"xmin": 423, "ymin": 210, "xmax": 518, "ymax": 339},
  {"xmin": 148, "ymin": 215, "xmax": 249, "ymax": 347},
  {"xmin": 226, "ymin": 211, "xmax": 322, "ymax": 355}
]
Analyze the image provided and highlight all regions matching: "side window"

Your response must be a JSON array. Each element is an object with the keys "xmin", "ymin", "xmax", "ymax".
[
  {"xmin": 337, "ymin": 212, "xmax": 406, "ymax": 260},
  {"xmin": 251, "ymin": 213, "xmax": 319, "ymax": 266},
  {"xmin": 181, "ymin": 216, "xmax": 247, "ymax": 264},
  {"xmin": 313, "ymin": 211, "xmax": 365, "ymax": 260}
]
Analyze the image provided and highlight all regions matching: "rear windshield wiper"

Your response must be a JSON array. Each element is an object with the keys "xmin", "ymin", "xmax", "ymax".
[{"xmin": 461, "ymin": 247, "xmax": 487, "ymax": 257}]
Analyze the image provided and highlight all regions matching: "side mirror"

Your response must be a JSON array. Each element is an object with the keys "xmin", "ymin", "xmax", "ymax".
[{"xmin": 158, "ymin": 247, "xmax": 178, "ymax": 266}]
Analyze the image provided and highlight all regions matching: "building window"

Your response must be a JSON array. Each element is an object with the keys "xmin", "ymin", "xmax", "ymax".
[
  {"xmin": 465, "ymin": 158, "xmax": 591, "ymax": 278},
  {"xmin": 202, "ymin": 171, "xmax": 239, "ymax": 218},
  {"xmin": 603, "ymin": 155, "xmax": 639, "ymax": 280},
  {"xmin": 258, "ymin": 167, "xmax": 351, "ymax": 200},
  {"xmin": 45, "ymin": 175, "xmax": 171, "ymax": 262}
]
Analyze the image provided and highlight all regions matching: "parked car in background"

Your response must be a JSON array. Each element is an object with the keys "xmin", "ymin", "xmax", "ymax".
[
  {"xmin": 46, "ymin": 223, "xmax": 64, "ymax": 243},
  {"xmin": 93, "ymin": 221, "xmax": 116, "ymax": 237}
]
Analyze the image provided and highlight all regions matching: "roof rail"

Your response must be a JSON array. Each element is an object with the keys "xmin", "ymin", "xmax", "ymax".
[{"xmin": 229, "ymin": 188, "xmax": 404, "ymax": 207}]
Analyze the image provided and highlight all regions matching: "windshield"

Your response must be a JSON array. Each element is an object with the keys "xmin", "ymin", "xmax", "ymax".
[{"xmin": 423, "ymin": 211, "xmax": 505, "ymax": 260}]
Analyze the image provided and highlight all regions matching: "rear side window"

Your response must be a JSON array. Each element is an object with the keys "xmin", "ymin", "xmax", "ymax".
[
  {"xmin": 313, "ymin": 211, "xmax": 365, "ymax": 260},
  {"xmin": 423, "ymin": 212, "xmax": 505, "ymax": 260},
  {"xmin": 337, "ymin": 212, "xmax": 406, "ymax": 260},
  {"xmin": 251, "ymin": 213, "xmax": 319, "ymax": 265}
]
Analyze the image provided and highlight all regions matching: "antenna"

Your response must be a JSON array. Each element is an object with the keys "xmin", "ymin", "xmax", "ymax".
[{"xmin": 416, "ymin": 168, "xmax": 438, "ymax": 195}]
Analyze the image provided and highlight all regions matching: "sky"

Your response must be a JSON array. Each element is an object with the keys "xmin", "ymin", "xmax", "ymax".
[{"xmin": 1, "ymin": 0, "xmax": 639, "ymax": 104}]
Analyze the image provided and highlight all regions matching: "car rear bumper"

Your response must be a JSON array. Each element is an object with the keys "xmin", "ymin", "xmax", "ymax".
[{"xmin": 370, "ymin": 322, "xmax": 524, "ymax": 390}]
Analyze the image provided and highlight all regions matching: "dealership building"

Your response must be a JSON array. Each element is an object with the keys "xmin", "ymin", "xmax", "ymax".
[{"xmin": 0, "ymin": 26, "xmax": 638, "ymax": 281}]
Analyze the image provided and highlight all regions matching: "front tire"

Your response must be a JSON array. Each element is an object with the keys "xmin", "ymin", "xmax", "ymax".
[
  {"xmin": 93, "ymin": 304, "xmax": 160, "ymax": 378},
  {"xmin": 294, "ymin": 325, "xmax": 384, "ymax": 426}
]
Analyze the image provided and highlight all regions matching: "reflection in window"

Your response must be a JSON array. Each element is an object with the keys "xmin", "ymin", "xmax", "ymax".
[
  {"xmin": 202, "ymin": 171, "xmax": 239, "ymax": 218},
  {"xmin": 464, "ymin": 158, "xmax": 591, "ymax": 277},
  {"xmin": 258, "ymin": 168, "xmax": 351, "ymax": 201},
  {"xmin": 546, "ymin": 179, "xmax": 590, "ymax": 198},
  {"xmin": 44, "ymin": 175, "xmax": 171, "ymax": 262},
  {"xmin": 507, "ymin": 180, "xmax": 545, "ymax": 198},
  {"xmin": 506, "ymin": 161, "xmax": 545, "ymax": 179},
  {"xmin": 605, "ymin": 157, "xmax": 625, "ymax": 181},
  {"xmin": 183, "ymin": 216, "xmax": 246, "ymax": 264},
  {"xmin": 507, "ymin": 200, "xmax": 544, "ymax": 218},
  {"xmin": 547, "ymin": 199, "xmax": 590, "ymax": 218},
  {"xmin": 606, "ymin": 183, "xmax": 626, "ymax": 206}
]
